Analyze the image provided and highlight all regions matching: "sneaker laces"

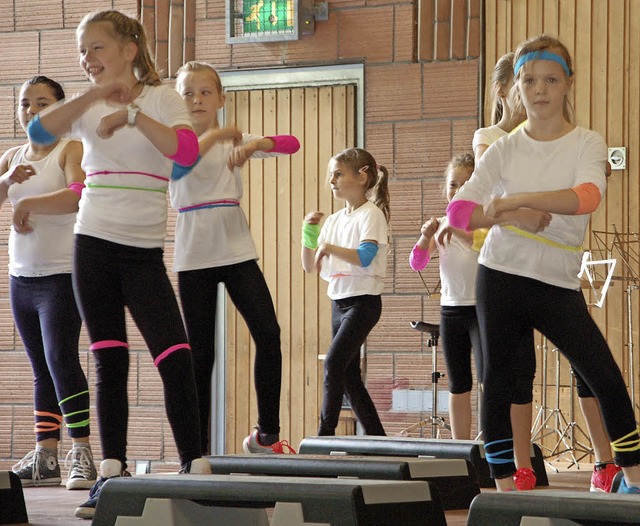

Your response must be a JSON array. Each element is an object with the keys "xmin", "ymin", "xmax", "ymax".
[
  {"xmin": 65, "ymin": 445, "xmax": 94, "ymax": 479},
  {"xmin": 270, "ymin": 440, "xmax": 297, "ymax": 454},
  {"xmin": 12, "ymin": 449, "xmax": 40, "ymax": 481}
]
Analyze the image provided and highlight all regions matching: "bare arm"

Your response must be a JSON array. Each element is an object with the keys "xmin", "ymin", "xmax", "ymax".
[
  {"xmin": 484, "ymin": 189, "xmax": 580, "ymax": 219},
  {"xmin": 198, "ymin": 126, "xmax": 242, "ymax": 156},
  {"xmin": 227, "ymin": 137, "xmax": 277, "ymax": 170},
  {"xmin": 301, "ymin": 211, "xmax": 323, "ymax": 273},
  {"xmin": 13, "ymin": 141, "xmax": 86, "ymax": 233}
]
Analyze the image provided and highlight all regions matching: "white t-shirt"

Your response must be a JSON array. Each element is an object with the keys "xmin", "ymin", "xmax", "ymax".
[
  {"xmin": 169, "ymin": 133, "xmax": 283, "ymax": 272},
  {"xmin": 436, "ymin": 217, "xmax": 478, "ymax": 306},
  {"xmin": 70, "ymin": 84, "xmax": 192, "ymax": 248},
  {"xmin": 8, "ymin": 139, "xmax": 76, "ymax": 277},
  {"xmin": 317, "ymin": 201, "xmax": 388, "ymax": 300},
  {"xmin": 472, "ymin": 124, "xmax": 507, "ymax": 152},
  {"xmin": 454, "ymin": 126, "xmax": 607, "ymax": 290}
]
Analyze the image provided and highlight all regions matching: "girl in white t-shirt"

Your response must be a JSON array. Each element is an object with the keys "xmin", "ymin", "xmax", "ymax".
[
  {"xmin": 171, "ymin": 61, "xmax": 300, "ymax": 455},
  {"xmin": 2, "ymin": 76, "xmax": 96, "ymax": 490},
  {"xmin": 448, "ymin": 34, "xmax": 640, "ymax": 493},
  {"xmin": 302, "ymin": 148, "xmax": 390, "ymax": 436},
  {"xmin": 410, "ymin": 154, "xmax": 484, "ymax": 441},
  {"xmin": 27, "ymin": 10, "xmax": 210, "ymax": 519}
]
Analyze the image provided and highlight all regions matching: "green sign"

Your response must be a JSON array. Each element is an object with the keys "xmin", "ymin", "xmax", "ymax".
[{"xmin": 243, "ymin": 0, "xmax": 294, "ymax": 34}]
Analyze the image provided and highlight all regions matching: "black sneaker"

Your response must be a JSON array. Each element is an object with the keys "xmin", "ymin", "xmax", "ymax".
[
  {"xmin": 178, "ymin": 457, "xmax": 211, "ymax": 474},
  {"xmin": 74, "ymin": 459, "xmax": 130, "ymax": 520}
]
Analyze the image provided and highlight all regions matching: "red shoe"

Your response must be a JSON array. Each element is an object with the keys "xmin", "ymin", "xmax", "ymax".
[
  {"xmin": 513, "ymin": 468, "xmax": 536, "ymax": 490},
  {"xmin": 590, "ymin": 463, "xmax": 622, "ymax": 492},
  {"xmin": 242, "ymin": 429, "xmax": 297, "ymax": 454}
]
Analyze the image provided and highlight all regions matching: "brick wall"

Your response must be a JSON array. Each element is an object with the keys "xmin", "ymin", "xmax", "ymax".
[{"xmin": 0, "ymin": 0, "xmax": 482, "ymax": 470}]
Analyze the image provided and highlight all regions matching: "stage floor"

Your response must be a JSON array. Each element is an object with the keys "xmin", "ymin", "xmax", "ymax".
[{"xmin": 17, "ymin": 463, "xmax": 593, "ymax": 525}]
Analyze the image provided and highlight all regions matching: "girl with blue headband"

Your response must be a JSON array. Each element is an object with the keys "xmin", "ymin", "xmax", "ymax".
[{"xmin": 448, "ymin": 34, "xmax": 640, "ymax": 493}]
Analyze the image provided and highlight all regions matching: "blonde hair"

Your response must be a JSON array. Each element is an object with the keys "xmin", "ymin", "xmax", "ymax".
[
  {"xmin": 490, "ymin": 52, "xmax": 515, "ymax": 125},
  {"xmin": 175, "ymin": 61, "xmax": 223, "ymax": 95},
  {"xmin": 443, "ymin": 153, "xmax": 474, "ymax": 196},
  {"xmin": 78, "ymin": 10, "xmax": 161, "ymax": 86},
  {"xmin": 331, "ymin": 148, "xmax": 391, "ymax": 223},
  {"xmin": 513, "ymin": 35, "xmax": 575, "ymax": 123}
]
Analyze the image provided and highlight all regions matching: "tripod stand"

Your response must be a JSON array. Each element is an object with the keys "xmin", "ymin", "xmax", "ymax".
[
  {"xmin": 398, "ymin": 321, "xmax": 451, "ymax": 438},
  {"xmin": 530, "ymin": 337, "xmax": 593, "ymax": 470}
]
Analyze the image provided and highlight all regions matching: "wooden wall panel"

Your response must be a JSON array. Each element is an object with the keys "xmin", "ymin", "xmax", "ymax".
[
  {"xmin": 485, "ymin": 0, "xmax": 640, "ymax": 460},
  {"xmin": 222, "ymin": 85, "xmax": 355, "ymax": 453}
]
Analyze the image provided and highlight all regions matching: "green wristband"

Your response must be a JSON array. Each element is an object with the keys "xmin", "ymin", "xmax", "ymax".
[{"xmin": 302, "ymin": 222, "xmax": 320, "ymax": 249}]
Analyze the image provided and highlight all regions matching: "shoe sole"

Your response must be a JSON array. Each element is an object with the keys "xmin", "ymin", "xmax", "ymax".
[
  {"xmin": 19, "ymin": 478, "xmax": 62, "ymax": 487},
  {"xmin": 66, "ymin": 479, "xmax": 97, "ymax": 490},
  {"xmin": 74, "ymin": 506, "xmax": 95, "ymax": 520}
]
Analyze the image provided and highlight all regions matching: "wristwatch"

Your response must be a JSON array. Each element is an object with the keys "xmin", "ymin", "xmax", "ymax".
[{"xmin": 127, "ymin": 103, "xmax": 141, "ymax": 127}]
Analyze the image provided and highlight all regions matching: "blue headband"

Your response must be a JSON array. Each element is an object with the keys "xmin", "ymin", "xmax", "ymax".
[{"xmin": 514, "ymin": 50, "xmax": 571, "ymax": 77}]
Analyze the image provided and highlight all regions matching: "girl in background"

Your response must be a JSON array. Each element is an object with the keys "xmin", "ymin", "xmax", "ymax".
[
  {"xmin": 302, "ymin": 148, "xmax": 389, "ymax": 436},
  {"xmin": 28, "ymin": 10, "xmax": 210, "ymax": 519},
  {"xmin": 172, "ymin": 61, "xmax": 299, "ymax": 455},
  {"xmin": 410, "ymin": 154, "xmax": 483, "ymax": 441},
  {"xmin": 4, "ymin": 76, "xmax": 96, "ymax": 490}
]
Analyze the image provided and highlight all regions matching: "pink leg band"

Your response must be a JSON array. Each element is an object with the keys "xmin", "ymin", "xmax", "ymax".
[
  {"xmin": 446, "ymin": 199, "xmax": 479, "ymax": 231},
  {"xmin": 90, "ymin": 340, "xmax": 129, "ymax": 351},
  {"xmin": 409, "ymin": 245, "xmax": 430, "ymax": 272},
  {"xmin": 266, "ymin": 135, "xmax": 300, "ymax": 154},
  {"xmin": 167, "ymin": 128, "xmax": 199, "ymax": 167},
  {"xmin": 154, "ymin": 343, "xmax": 191, "ymax": 367}
]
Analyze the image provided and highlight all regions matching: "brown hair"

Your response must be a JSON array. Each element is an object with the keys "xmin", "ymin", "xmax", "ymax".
[
  {"xmin": 78, "ymin": 10, "xmax": 161, "ymax": 86},
  {"xmin": 490, "ymin": 52, "xmax": 515, "ymax": 125},
  {"xmin": 443, "ymin": 153, "xmax": 474, "ymax": 196},
  {"xmin": 331, "ymin": 148, "xmax": 391, "ymax": 223},
  {"xmin": 175, "ymin": 61, "xmax": 223, "ymax": 95},
  {"xmin": 513, "ymin": 35, "xmax": 574, "ymax": 123}
]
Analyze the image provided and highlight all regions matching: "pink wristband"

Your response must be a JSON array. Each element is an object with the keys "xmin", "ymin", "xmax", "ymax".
[
  {"xmin": 409, "ymin": 245, "xmax": 430, "ymax": 271},
  {"xmin": 446, "ymin": 199, "xmax": 479, "ymax": 231},
  {"xmin": 167, "ymin": 128, "xmax": 199, "ymax": 167},
  {"xmin": 68, "ymin": 182, "xmax": 85, "ymax": 197},
  {"xmin": 266, "ymin": 135, "xmax": 300, "ymax": 154}
]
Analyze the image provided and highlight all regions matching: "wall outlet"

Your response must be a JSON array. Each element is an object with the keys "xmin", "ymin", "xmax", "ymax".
[{"xmin": 608, "ymin": 147, "xmax": 626, "ymax": 170}]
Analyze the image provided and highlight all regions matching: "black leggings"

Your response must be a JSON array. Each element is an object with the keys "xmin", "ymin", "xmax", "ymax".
[
  {"xmin": 178, "ymin": 260, "xmax": 282, "ymax": 454},
  {"xmin": 318, "ymin": 295, "xmax": 385, "ymax": 436},
  {"xmin": 10, "ymin": 274, "xmax": 89, "ymax": 442},
  {"xmin": 73, "ymin": 234, "xmax": 201, "ymax": 467},
  {"xmin": 476, "ymin": 265, "xmax": 640, "ymax": 478}
]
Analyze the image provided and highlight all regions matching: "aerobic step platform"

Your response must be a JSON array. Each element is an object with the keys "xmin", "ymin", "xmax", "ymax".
[
  {"xmin": 93, "ymin": 473, "xmax": 436, "ymax": 526},
  {"xmin": 466, "ymin": 490, "xmax": 640, "ymax": 526},
  {"xmin": 207, "ymin": 453, "xmax": 477, "ymax": 511},
  {"xmin": 0, "ymin": 471, "xmax": 28, "ymax": 525},
  {"xmin": 298, "ymin": 435, "xmax": 549, "ymax": 488}
]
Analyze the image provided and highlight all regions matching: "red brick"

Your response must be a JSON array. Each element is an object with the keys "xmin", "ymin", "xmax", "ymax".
[
  {"xmin": 365, "ymin": 123, "xmax": 394, "ymax": 171},
  {"xmin": 452, "ymin": 118, "xmax": 479, "ymax": 157},
  {"xmin": 388, "ymin": 180, "xmax": 423, "ymax": 237},
  {"xmin": 196, "ymin": 19, "xmax": 232, "ymax": 69},
  {"xmin": 40, "ymin": 29, "xmax": 83, "ymax": 82},
  {"xmin": 394, "ymin": 4, "xmax": 415, "ymax": 63},
  {"xmin": 205, "ymin": 0, "xmax": 225, "ymax": 18},
  {"xmin": 435, "ymin": 20, "xmax": 450, "ymax": 60},
  {"xmin": 450, "ymin": 0, "xmax": 467, "ymax": 59},
  {"xmin": 16, "ymin": 0, "xmax": 63, "ymax": 30},
  {"xmin": 366, "ymin": 64, "xmax": 422, "ymax": 122},
  {"xmin": 368, "ymin": 296, "xmax": 423, "ymax": 352},
  {"xmin": 418, "ymin": 0, "xmax": 435, "ymax": 61},
  {"xmin": 339, "ymin": 8, "xmax": 393, "ymax": 63},
  {"xmin": 0, "ymin": 33, "xmax": 39, "ymax": 83},
  {"xmin": 286, "ymin": 13, "xmax": 339, "ymax": 63},
  {"xmin": 467, "ymin": 15, "xmax": 481, "ymax": 58},
  {"xmin": 423, "ymin": 60, "xmax": 478, "ymax": 118}
]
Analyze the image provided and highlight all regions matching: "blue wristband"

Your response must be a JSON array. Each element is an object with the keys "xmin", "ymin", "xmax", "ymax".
[
  {"xmin": 357, "ymin": 241, "xmax": 379, "ymax": 267},
  {"xmin": 27, "ymin": 113, "xmax": 57, "ymax": 145}
]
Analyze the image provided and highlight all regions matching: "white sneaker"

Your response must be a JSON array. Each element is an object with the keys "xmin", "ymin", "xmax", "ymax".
[{"xmin": 65, "ymin": 442, "xmax": 97, "ymax": 490}]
